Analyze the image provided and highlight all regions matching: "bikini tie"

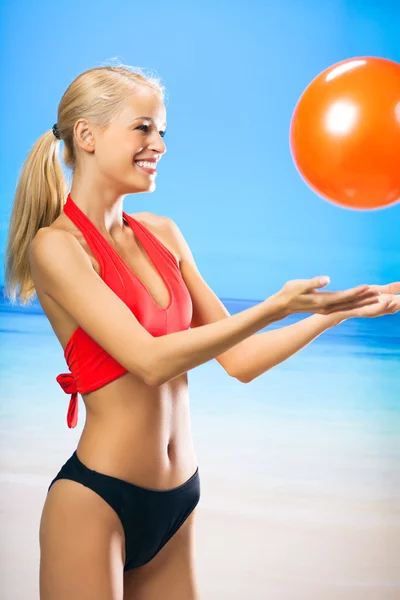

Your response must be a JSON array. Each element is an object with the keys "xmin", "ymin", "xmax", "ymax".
[{"xmin": 56, "ymin": 373, "xmax": 79, "ymax": 429}]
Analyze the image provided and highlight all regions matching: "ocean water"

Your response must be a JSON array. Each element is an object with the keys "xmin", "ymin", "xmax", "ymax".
[
  {"xmin": 1, "ymin": 289, "xmax": 400, "ymax": 596},
  {"xmin": 1, "ymin": 290, "xmax": 399, "ymax": 496}
]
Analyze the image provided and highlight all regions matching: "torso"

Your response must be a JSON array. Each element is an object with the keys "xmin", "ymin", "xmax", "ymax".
[{"xmin": 34, "ymin": 210, "xmax": 198, "ymax": 489}]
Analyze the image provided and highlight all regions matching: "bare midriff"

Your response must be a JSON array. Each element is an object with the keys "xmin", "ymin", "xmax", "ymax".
[{"xmin": 76, "ymin": 369, "xmax": 198, "ymax": 490}]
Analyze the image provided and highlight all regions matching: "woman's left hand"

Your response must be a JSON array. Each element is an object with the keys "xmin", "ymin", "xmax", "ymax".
[{"xmin": 333, "ymin": 282, "xmax": 400, "ymax": 321}]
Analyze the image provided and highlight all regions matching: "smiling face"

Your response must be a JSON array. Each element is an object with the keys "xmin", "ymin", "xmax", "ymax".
[{"xmin": 74, "ymin": 87, "xmax": 167, "ymax": 194}]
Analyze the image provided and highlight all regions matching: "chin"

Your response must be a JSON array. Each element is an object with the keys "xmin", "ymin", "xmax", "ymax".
[
  {"xmin": 148, "ymin": 182, "xmax": 156, "ymax": 192},
  {"xmin": 129, "ymin": 180, "xmax": 156, "ymax": 194}
]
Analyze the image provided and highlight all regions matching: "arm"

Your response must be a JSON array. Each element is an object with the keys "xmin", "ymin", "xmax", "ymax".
[
  {"xmin": 233, "ymin": 286, "xmax": 400, "ymax": 383},
  {"xmin": 216, "ymin": 313, "xmax": 341, "ymax": 383},
  {"xmin": 29, "ymin": 228, "xmax": 289, "ymax": 387},
  {"xmin": 234, "ymin": 285, "xmax": 400, "ymax": 383},
  {"xmin": 165, "ymin": 217, "xmax": 342, "ymax": 383}
]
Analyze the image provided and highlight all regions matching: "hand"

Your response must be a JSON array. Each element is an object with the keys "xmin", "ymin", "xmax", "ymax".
[
  {"xmin": 276, "ymin": 276, "xmax": 381, "ymax": 316},
  {"xmin": 330, "ymin": 281, "xmax": 400, "ymax": 322}
]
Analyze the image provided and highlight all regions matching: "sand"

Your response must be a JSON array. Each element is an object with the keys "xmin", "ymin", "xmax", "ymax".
[{"xmin": 1, "ymin": 469, "xmax": 399, "ymax": 600}]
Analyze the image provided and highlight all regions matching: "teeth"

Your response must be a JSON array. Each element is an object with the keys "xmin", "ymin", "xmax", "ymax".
[{"xmin": 136, "ymin": 161, "xmax": 156, "ymax": 170}]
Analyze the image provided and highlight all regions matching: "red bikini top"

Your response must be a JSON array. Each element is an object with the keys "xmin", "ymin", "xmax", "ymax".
[{"xmin": 56, "ymin": 194, "xmax": 193, "ymax": 428}]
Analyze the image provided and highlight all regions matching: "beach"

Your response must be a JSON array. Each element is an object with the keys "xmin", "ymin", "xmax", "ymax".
[{"xmin": 1, "ymin": 301, "xmax": 399, "ymax": 598}]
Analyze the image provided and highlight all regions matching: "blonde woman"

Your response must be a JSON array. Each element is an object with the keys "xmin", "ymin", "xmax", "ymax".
[{"xmin": 4, "ymin": 64, "xmax": 399, "ymax": 600}]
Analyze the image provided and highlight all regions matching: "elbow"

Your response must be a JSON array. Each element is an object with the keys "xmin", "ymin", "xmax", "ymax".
[
  {"xmin": 225, "ymin": 359, "xmax": 251, "ymax": 384},
  {"xmin": 144, "ymin": 372, "xmax": 164, "ymax": 387},
  {"xmin": 141, "ymin": 351, "xmax": 167, "ymax": 388},
  {"xmin": 235, "ymin": 372, "xmax": 251, "ymax": 384},
  {"xmin": 141, "ymin": 364, "xmax": 164, "ymax": 387},
  {"xmin": 232, "ymin": 365, "xmax": 268, "ymax": 384},
  {"xmin": 223, "ymin": 353, "xmax": 252, "ymax": 384},
  {"xmin": 229, "ymin": 365, "xmax": 251, "ymax": 384},
  {"xmin": 141, "ymin": 356, "xmax": 182, "ymax": 387},
  {"xmin": 235, "ymin": 368, "xmax": 272, "ymax": 384},
  {"xmin": 129, "ymin": 357, "xmax": 161, "ymax": 388}
]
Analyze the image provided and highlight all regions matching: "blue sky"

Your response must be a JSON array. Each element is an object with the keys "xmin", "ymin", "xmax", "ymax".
[{"xmin": 1, "ymin": 0, "xmax": 399, "ymax": 300}]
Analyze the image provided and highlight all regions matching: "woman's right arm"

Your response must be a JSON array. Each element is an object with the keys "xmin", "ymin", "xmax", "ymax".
[
  {"xmin": 29, "ymin": 229, "xmax": 377, "ymax": 387},
  {"xmin": 29, "ymin": 229, "xmax": 289, "ymax": 386}
]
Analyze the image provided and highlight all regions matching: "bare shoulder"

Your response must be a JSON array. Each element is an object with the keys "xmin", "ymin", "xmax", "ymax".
[
  {"xmin": 130, "ymin": 211, "xmax": 169, "ymax": 229},
  {"xmin": 29, "ymin": 226, "xmax": 92, "ymax": 278},
  {"xmin": 128, "ymin": 211, "xmax": 183, "ymax": 264},
  {"xmin": 30, "ymin": 215, "xmax": 83, "ymax": 259},
  {"xmin": 30, "ymin": 224, "xmax": 79, "ymax": 254}
]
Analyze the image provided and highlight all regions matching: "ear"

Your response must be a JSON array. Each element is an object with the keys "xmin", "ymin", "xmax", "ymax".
[{"xmin": 74, "ymin": 118, "xmax": 95, "ymax": 153}]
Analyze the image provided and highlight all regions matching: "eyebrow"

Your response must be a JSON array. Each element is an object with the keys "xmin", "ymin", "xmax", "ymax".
[{"xmin": 129, "ymin": 116, "xmax": 167, "ymax": 127}]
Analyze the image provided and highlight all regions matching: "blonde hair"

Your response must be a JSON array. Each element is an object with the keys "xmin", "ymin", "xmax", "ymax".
[{"xmin": 4, "ymin": 62, "xmax": 165, "ymax": 305}]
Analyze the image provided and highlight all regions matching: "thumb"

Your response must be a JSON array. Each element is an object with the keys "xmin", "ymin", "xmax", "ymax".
[
  {"xmin": 305, "ymin": 275, "xmax": 331, "ymax": 291},
  {"xmin": 388, "ymin": 282, "xmax": 400, "ymax": 295}
]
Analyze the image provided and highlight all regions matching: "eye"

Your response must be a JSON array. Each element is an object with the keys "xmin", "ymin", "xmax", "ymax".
[
  {"xmin": 136, "ymin": 124, "xmax": 150, "ymax": 133},
  {"xmin": 136, "ymin": 124, "xmax": 166, "ymax": 138}
]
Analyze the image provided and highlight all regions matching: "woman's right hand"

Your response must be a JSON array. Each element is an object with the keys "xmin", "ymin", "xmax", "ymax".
[{"xmin": 275, "ymin": 276, "xmax": 381, "ymax": 316}]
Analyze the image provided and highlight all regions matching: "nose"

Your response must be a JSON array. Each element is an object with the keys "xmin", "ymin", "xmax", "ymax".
[{"xmin": 149, "ymin": 131, "xmax": 167, "ymax": 156}]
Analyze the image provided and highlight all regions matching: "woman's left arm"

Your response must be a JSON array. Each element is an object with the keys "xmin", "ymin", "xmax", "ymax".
[
  {"xmin": 215, "ymin": 313, "xmax": 341, "ymax": 383},
  {"xmin": 229, "ymin": 285, "xmax": 400, "ymax": 383},
  {"xmin": 163, "ymin": 216, "xmax": 399, "ymax": 384}
]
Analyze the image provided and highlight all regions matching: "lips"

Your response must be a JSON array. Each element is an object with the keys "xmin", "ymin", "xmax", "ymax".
[
  {"xmin": 134, "ymin": 161, "xmax": 157, "ymax": 174},
  {"xmin": 135, "ymin": 159, "xmax": 158, "ymax": 164}
]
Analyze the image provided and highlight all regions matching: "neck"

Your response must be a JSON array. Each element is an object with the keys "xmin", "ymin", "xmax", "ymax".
[{"xmin": 67, "ymin": 189, "xmax": 128, "ymax": 237}]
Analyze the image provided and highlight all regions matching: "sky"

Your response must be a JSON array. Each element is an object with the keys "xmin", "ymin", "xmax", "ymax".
[{"xmin": 1, "ymin": 0, "xmax": 399, "ymax": 301}]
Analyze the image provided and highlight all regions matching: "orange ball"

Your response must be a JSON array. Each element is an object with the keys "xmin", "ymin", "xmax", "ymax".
[{"xmin": 290, "ymin": 57, "xmax": 400, "ymax": 210}]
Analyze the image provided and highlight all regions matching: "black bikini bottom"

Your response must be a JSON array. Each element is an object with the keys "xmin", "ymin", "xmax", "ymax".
[{"xmin": 48, "ymin": 450, "xmax": 200, "ymax": 571}]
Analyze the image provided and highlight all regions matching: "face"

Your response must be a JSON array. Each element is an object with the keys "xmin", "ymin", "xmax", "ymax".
[{"xmin": 76, "ymin": 87, "xmax": 167, "ymax": 194}]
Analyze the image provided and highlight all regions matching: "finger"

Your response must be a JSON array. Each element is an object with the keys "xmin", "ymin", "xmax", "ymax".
[
  {"xmin": 321, "ymin": 286, "xmax": 380, "ymax": 305},
  {"xmin": 379, "ymin": 282, "xmax": 400, "ymax": 294},
  {"xmin": 368, "ymin": 282, "xmax": 400, "ymax": 295},
  {"xmin": 351, "ymin": 287, "xmax": 381, "ymax": 300},
  {"xmin": 324, "ymin": 295, "xmax": 382, "ymax": 313},
  {"xmin": 388, "ymin": 282, "xmax": 400, "ymax": 294},
  {"xmin": 337, "ymin": 285, "xmax": 379, "ymax": 301},
  {"xmin": 377, "ymin": 299, "xmax": 398, "ymax": 315},
  {"xmin": 324, "ymin": 283, "xmax": 374, "ymax": 296},
  {"xmin": 351, "ymin": 284, "xmax": 377, "ymax": 296},
  {"xmin": 304, "ymin": 276, "xmax": 331, "ymax": 291}
]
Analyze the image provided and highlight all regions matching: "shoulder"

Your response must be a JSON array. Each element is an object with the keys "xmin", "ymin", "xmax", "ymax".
[
  {"xmin": 130, "ymin": 211, "xmax": 170, "ymax": 229},
  {"xmin": 128, "ymin": 211, "xmax": 183, "ymax": 264},
  {"xmin": 29, "ymin": 226, "xmax": 91, "ymax": 271},
  {"xmin": 31, "ymin": 214, "xmax": 85, "ymax": 256},
  {"xmin": 31, "ymin": 225, "xmax": 77, "ymax": 254},
  {"xmin": 31, "ymin": 224, "xmax": 84, "ymax": 250}
]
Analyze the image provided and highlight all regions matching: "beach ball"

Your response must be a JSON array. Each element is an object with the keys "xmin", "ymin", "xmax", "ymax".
[{"xmin": 290, "ymin": 56, "xmax": 400, "ymax": 210}]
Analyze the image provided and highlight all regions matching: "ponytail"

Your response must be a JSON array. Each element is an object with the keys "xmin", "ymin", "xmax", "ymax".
[{"xmin": 4, "ymin": 130, "xmax": 67, "ymax": 305}]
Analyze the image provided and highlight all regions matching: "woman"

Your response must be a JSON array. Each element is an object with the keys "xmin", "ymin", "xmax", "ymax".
[{"xmin": 4, "ymin": 64, "xmax": 399, "ymax": 600}]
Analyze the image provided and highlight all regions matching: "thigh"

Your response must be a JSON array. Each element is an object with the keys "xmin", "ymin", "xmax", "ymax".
[
  {"xmin": 40, "ymin": 478, "xmax": 126, "ymax": 600},
  {"xmin": 123, "ymin": 508, "xmax": 200, "ymax": 600}
]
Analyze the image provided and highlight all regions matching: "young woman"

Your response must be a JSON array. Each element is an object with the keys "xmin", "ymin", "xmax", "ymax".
[{"xmin": 4, "ymin": 64, "xmax": 399, "ymax": 600}]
